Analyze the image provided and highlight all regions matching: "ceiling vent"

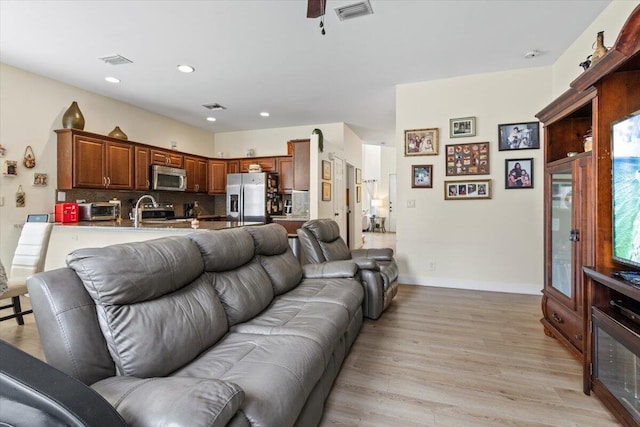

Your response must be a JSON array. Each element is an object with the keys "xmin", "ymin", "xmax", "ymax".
[
  {"xmin": 334, "ymin": 0, "xmax": 373, "ymax": 21},
  {"xmin": 202, "ymin": 103, "xmax": 227, "ymax": 111},
  {"xmin": 99, "ymin": 55, "xmax": 133, "ymax": 65}
]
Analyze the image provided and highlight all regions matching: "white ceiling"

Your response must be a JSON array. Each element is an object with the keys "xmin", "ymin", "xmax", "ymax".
[{"xmin": 0, "ymin": 0, "xmax": 610, "ymax": 145}]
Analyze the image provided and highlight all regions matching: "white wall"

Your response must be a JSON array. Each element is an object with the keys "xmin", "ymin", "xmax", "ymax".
[
  {"xmin": 551, "ymin": 1, "xmax": 638, "ymax": 97},
  {"xmin": 396, "ymin": 67, "xmax": 551, "ymax": 295},
  {"xmin": 0, "ymin": 63, "xmax": 215, "ymax": 267}
]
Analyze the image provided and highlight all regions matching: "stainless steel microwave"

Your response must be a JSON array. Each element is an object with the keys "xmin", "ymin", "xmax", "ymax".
[
  {"xmin": 151, "ymin": 165, "xmax": 187, "ymax": 191},
  {"xmin": 78, "ymin": 202, "xmax": 116, "ymax": 221}
]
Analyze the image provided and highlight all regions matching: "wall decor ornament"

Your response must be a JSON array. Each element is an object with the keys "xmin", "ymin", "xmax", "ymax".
[
  {"xmin": 33, "ymin": 172, "xmax": 48, "ymax": 187},
  {"xmin": 498, "ymin": 122, "xmax": 540, "ymax": 151},
  {"xmin": 591, "ymin": 31, "xmax": 609, "ymax": 63},
  {"xmin": 61, "ymin": 101, "xmax": 85, "ymax": 130},
  {"xmin": 505, "ymin": 158, "xmax": 534, "ymax": 189},
  {"xmin": 412, "ymin": 164, "xmax": 433, "ymax": 188},
  {"xmin": 444, "ymin": 179, "xmax": 492, "ymax": 200},
  {"xmin": 322, "ymin": 181, "xmax": 331, "ymax": 201},
  {"xmin": 3, "ymin": 160, "xmax": 17, "ymax": 176},
  {"xmin": 449, "ymin": 117, "xmax": 476, "ymax": 138},
  {"xmin": 404, "ymin": 128, "xmax": 438, "ymax": 156},
  {"xmin": 16, "ymin": 185, "xmax": 25, "ymax": 207},
  {"xmin": 23, "ymin": 145, "xmax": 36, "ymax": 168},
  {"xmin": 312, "ymin": 128, "xmax": 324, "ymax": 152},
  {"xmin": 322, "ymin": 160, "xmax": 332, "ymax": 180},
  {"xmin": 0, "ymin": 144, "xmax": 6, "ymax": 157},
  {"xmin": 108, "ymin": 126, "xmax": 128, "ymax": 140}
]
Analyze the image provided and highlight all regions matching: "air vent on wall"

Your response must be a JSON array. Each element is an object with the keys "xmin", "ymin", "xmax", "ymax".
[
  {"xmin": 202, "ymin": 103, "xmax": 227, "ymax": 111},
  {"xmin": 99, "ymin": 55, "xmax": 133, "ymax": 65},
  {"xmin": 334, "ymin": 0, "xmax": 373, "ymax": 21}
]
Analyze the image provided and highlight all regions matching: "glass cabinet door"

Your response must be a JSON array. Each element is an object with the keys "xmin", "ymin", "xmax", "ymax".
[{"xmin": 550, "ymin": 172, "xmax": 573, "ymax": 298}]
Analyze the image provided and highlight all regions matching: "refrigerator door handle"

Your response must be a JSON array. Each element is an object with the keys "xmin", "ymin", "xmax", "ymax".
[{"xmin": 240, "ymin": 186, "xmax": 244, "ymax": 222}]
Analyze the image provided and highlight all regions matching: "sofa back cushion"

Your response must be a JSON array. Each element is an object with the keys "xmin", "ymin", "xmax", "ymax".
[
  {"xmin": 301, "ymin": 219, "xmax": 352, "ymax": 262},
  {"xmin": 246, "ymin": 224, "xmax": 302, "ymax": 295},
  {"xmin": 189, "ymin": 229, "xmax": 275, "ymax": 326},
  {"xmin": 67, "ymin": 237, "xmax": 229, "ymax": 378}
]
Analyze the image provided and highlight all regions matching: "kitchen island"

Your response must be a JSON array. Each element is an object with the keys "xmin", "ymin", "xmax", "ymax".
[{"xmin": 44, "ymin": 220, "xmax": 262, "ymax": 270}]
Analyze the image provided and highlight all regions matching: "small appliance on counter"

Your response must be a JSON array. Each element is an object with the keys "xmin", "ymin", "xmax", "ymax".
[
  {"xmin": 138, "ymin": 202, "xmax": 175, "ymax": 220},
  {"xmin": 78, "ymin": 202, "xmax": 117, "ymax": 221},
  {"xmin": 55, "ymin": 202, "xmax": 78, "ymax": 223}
]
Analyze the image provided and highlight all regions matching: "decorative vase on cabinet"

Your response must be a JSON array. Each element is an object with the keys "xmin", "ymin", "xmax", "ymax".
[{"xmin": 61, "ymin": 101, "xmax": 85, "ymax": 130}]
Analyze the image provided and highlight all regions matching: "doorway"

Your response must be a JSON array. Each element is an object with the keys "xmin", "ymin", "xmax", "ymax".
[{"xmin": 388, "ymin": 173, "xmax": 397, "ymax": 233}]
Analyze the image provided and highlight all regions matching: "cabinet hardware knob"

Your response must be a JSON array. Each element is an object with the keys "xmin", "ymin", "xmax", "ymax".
[
  {"xmin": 575, "ymin": 334, "xmax": 582, "ymax": 340},
  {"xmin": 552, "ymin": 312, "xmax": 563, "ymax": 323}
]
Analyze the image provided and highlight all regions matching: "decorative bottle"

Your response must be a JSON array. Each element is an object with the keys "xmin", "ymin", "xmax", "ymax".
[
  {"xmin": 61, "ymin": 101, "xmax": 85, "ymax": 130},
  {"xmin": 108, "ymin": 126, "xmax": 128, "ymax": 140},
  {"xmin": 591, "ymin": 31, "xmax": 608, "ymax": 63}
]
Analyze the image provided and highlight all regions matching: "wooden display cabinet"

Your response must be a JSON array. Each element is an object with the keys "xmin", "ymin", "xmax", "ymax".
[{"xmin": 538, "ymin": 6, "xmax": 640, "ymax": 425}]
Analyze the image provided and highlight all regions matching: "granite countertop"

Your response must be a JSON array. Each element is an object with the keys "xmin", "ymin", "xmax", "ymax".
[
  {"xmin": 54, "ymin": 219, "xmax": 263, "ymax": 231},
  {"xmin": 270, "ymin": 215, "xmax": 310, "ymax": 221}
]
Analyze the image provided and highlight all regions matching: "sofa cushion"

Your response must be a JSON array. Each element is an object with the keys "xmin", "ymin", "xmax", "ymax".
[
  {"xmin": 67, "ymin": 238, "xmax": 228, "ymax": 378},
  {"xmin": 189, "ymin": 228, "xmax": 255, "ymax": 272},
  {"xmin": 211, "ymin": 258, "xmax": 275, "ymax": 326},
  {"xmin": 302, "ymin": 220, "xmax": 352, "ymax": 261},
  {"xmin": 172, "ymin": 333, "xmax": 326, "ymax": 427},
  {"xmin": 92, "ymin": 376, "xmax": 244, "ymax": 427},
  {"xmin": 280, "ymin": 277, "xmax": 364, "ymax": 320},
  {"xmin": 246, "ymin": 224, "xmax": 302, "ymax": 295},
  {"xmin": 67, "ymin": 236, "xmax": 204, "ymax": 304}
]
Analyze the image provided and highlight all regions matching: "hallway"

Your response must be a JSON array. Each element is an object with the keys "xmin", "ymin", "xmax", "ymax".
[{"xmin": 362, "ymin": 231, "xmax": 396, "ymax": 252}]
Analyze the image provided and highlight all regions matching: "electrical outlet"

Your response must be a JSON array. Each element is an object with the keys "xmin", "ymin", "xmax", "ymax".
[
  {"xmin": 171, "ymin": 141, "xmax": 177, "ymax": 149},
  {"xmin": 407, "ymin": 199, "xmax": 415, "ymax": 208},
  {"xmin": 57, "ymin": 191, "xmax": 66, "ymax": 202}
]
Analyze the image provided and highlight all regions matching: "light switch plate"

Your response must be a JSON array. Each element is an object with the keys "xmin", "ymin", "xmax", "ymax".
[{"xmin": 407, "ymin": 199, "xmax": 415, "ymax": 208}]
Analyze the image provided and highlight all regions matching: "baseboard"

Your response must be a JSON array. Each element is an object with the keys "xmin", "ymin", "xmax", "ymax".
[{"xmin": 398, "ymin": 275, "xmax": 542, "ymax": 296}]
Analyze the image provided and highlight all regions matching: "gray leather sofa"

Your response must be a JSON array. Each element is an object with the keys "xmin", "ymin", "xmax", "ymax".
[
  {"xmin": 26, "ymin": 224, "xmax": 363, "ymax": 427},
  {"xmin": 297, "ymin": 219, "xmax": 398, "ymax": 320}
]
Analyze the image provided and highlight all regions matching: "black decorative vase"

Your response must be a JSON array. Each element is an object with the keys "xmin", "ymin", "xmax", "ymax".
[{"xmin": 62, "ymin": 101, "xmax": 85, "ymax": 130}]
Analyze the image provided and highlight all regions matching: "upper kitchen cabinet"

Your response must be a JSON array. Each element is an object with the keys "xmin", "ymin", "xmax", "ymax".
[
  {"xmin": 239, "ymin": 157, "xmax": 276, "ymax": 172},
  {"xmin": 150, "ymin": 148, "xmax": 183, "ymax": 168},
  {"xmin": 134, "ymin": 145, "xmax": 150, "ymax": 191},
  {"xmin": 184, "ymin": 155, "xmax": 208, "ymax": 193},
  {"xmin": 208, "ymin": 159, "xmax": 227, "ymax": 194},
  {"xmin": 291, "ymin": 139, "xmax": 310, "ymax": 191},
  {"xmin": 277, "ymin": 156, "xmax": 293, "ymax": 193},
  {"xmin": 227, "ymin": 160, "xmax": 240, "ymax": 174},
  {"xmin": 56, "ymin": 129, "xmax": 134, "ymax": 190}
]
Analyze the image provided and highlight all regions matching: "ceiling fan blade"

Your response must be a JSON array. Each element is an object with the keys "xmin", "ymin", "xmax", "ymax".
[{"xmin": 307, "ymin": 0, "xmax": 327, "ymax": 18}]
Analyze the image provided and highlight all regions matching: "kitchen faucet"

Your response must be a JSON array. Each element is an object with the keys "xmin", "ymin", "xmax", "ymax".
[{"xmin": 134, "ymin": 195, "xmax": 158, "ymax": 227}]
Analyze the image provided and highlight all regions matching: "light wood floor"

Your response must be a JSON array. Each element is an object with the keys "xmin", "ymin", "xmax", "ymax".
[{"xmin": 1, "ymin": 286, "xmax": 619, "ymax": 426}]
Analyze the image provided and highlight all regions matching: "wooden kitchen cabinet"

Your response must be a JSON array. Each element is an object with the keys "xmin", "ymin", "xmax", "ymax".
[
  {"xmin": 239, "ymin": 157, "xmax": 276, "ymax": 172},
  {"xmin": 292, "ymin": 139, "xmax": 310, "ymax": 191},
  {"xmin": 208, "ymin": 159, "xmax": 227, "ymax": 194},
  {"xmin": 277, "ymin": 156, "xmax": 293, "ymax": 193},
  {"xmin": 56, "ymin": 130, "xmax": 134, "ymax": 190},
  {"xmin": 184, "ymin": 155, "xmax": 208, "ymax": 193},
  {"xmin": 134, "ymin": 145, "xmax": 150, "ymax": 191},
  {"xmin": 227, "ymin": 160, "xmax": 240, "ymax": 174},
  {"xmin": 150, "ymin": 148, "xmax": 183, "ymax": 168}
]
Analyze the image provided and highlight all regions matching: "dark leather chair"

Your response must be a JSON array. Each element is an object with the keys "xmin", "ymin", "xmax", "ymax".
[
  {"xmin": 0, "ymin": 340, "xmax": 127, "ymax": 427},
  {"xmin": 297, "ymin": 219, "xmax": 398, "ymax": 319}
]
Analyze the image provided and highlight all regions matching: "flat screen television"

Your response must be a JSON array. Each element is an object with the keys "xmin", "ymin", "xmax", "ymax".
[{"xmin": 611, "ymin": 109, "xmax": 640, "ymax": 269}]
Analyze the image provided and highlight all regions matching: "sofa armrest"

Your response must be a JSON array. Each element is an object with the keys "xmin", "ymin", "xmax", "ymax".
[
  {"xmin": 302, "ymin": 260, "xmax": 358, "ymax": 279},
  {"xmin": 351, "ymin": 248, "xmax": 394, "ymax": 261},
  {"xmin": 351, "ymin": 257, "xmax": 380, "ymax": 271},
  {"xmin": 92, "ymin": 376, "xmax": 244, "ymax": 427}
]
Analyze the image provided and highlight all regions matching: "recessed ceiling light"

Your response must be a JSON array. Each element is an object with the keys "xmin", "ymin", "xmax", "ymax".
[
  {"xmin": 206, "ymin": 117, "xmax": 216, "ymax": 122},
  {"xmin": 105, "ymin": 76, "xmax": 120, "ymax": 83},
  {"xmin": 260, "ymin": 112, "xmax": 270, "ymax": 117},
  {"xmin": 177, "ymin": 64, "xmax": 195, "ymax": 73},
  {"xmin": 524, "ymin": 50, "xmax": 541, "ymax": 59}
]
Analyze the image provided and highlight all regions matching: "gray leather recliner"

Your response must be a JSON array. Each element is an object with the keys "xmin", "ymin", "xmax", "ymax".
[{"xmin": 297, "ymin": 219, "xmax": 398, "ymax": 319}]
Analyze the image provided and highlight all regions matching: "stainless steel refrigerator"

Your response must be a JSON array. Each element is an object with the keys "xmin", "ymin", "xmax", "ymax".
[{"xmin": 226, "ymin": 172, "xmax": 282, "ymax": 222}]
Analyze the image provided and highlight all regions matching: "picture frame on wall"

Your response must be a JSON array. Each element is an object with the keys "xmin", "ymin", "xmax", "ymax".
[
  {"xmin": 355, "ymin": 168, "xmax": 362, "ymax": 184},
  {"xmin": 505, "ymin": 158, "xmax": 534, "ymax": 189},
  {"xmin": 445, "ymin": 142, "xmax": 490, "ymax": 176},
  {"xmin": 33, "ymin": 172, "xmax": 48, "ymax": 187},
  {"xmin": 411, "ymin": 164, "xmax": 433, "ymax": 188},
  {"xmin": 322, "ymin": 181, "xmax": 331, "ymax": 201},
  {"xmin": 498, "ymin": 122, "xmax": 540, "ymax": 151},
  {"xmin": 444, "ymin": 179, "xmax": 492, "ymax": 200},
  {"xmin": 449, "ymin": 117, "xmax": 476, "ymax": 138},
  {"xmin": 322, "ymin": 160, "xmax": 332, "ymax": 180},
  {"xmin": 356, "ymin": 186, "xmax": 361, "ymax": 203},
  {"xmin": 404, "ymin": 128, "xmax": 438, "ymax": 156}
]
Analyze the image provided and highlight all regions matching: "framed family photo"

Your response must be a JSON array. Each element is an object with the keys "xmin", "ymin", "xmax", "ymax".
[
  {"xmin": 411, "ymin": 164, "xmax": 433, "ymax": 188},
  {"xmin": 356, "ymin": 186, "xmax": 361, "ymax": 202},
  {"xmin": 444, "ymin": 179, "xmax": 492, "ymax": 200},
  {"xmin": 404, "ymin": 128, "xmax": 438, "ymax": 156},
  {"xmin": 322, "ymin": 181, "xmax": 331, "ymax": 201},
  {"xmin": 445, "ymin": 142, "xmax": 490, "ymax": 176},
  {"xmin": 322, "ymin": 160, "xmax": 332, "ymax": 180},
  {"xmin": 355, "ymin": 168, "xmax": 362, "ymax": 184},
  {"xmin": 449, "ymin": 117, "xmax": 476, "ymax": 138},
  {"xmin": 498, "ymin": 122, "xmax": 540, "ymax": 151},
  {"xmin": 505, "ymin": 158, "xmax": 534, "ymax": 189}
]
